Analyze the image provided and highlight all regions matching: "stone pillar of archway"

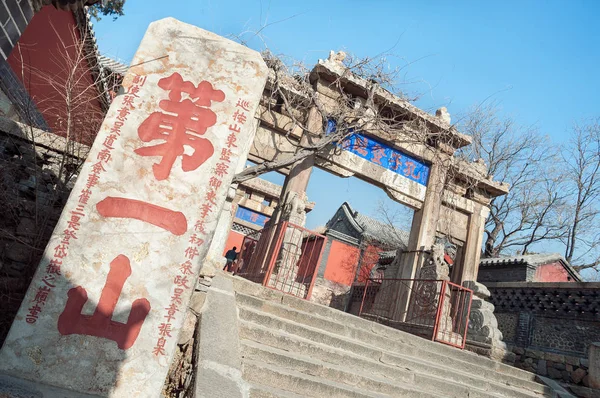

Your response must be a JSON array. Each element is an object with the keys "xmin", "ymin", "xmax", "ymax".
[
  {"xmin": 459, "ymin": 202, "xmax": 490, "ymax": 284},
  {"xmin": 395, "ymin": 159, "xmax": 449, "ymax": 281},
  {"xmin": 256, "ymin": 107, "xmax": 321, "ymax": 294}
]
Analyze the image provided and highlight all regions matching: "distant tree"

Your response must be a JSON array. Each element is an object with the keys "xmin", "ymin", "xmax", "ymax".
[
  {"xmin": 88, "ymin": 0, "xmax": 126, "ymax": 21},
  {"xmin": 561, "ymin": 118, "xmax": 600, "ymax": 273},
  {"xmin": 0, "ymin": 21, "xmax": 120, "ymax": 344},
  {"xmin": 460, "ymin": 104, "xmax": 567, "ymax": 258}
]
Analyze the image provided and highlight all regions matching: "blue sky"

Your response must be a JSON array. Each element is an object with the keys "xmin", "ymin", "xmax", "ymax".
[{"xmin": 93, "ymin": 0, "xmax": 600, "ymax": 231}]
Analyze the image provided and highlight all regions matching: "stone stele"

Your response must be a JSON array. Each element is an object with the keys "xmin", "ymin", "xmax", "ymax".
[{"xmin": 0, "ymin": 18, "xmax": 267, "ymax": 397}]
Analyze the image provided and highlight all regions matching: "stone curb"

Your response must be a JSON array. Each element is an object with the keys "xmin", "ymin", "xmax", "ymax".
[
  {"xmin": 535, "ymin": 375, "xmax": 577, "ymax": 398},
  {"xmin": 194, "ymin": 272, "xmax": 248, "ymax": 398}
]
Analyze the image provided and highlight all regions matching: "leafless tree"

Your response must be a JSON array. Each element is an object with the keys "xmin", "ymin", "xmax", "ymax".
[
  {"xmin": 560, "ymin": 118, "xmax": 600, "ymax": 273},
  {"xmin": 0, "ymin": 19, "xmax": 118, "ymax": 343},
  {"xmin": 232, "ymin": 50, "xmax": 440, "ymax": 184},
  {"xmin": 374, "ymin": 199, "xmax": 413, "ymax": 244},
  {"xmin": 459, "ymin": 104, "xmax": 567, "ymax": 257}
]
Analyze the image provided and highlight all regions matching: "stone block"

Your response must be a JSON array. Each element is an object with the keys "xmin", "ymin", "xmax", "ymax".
[
  {"xmin": 582, "ymin": 359, "xmax": 590, "ymax": 369},
  {"xmin": 546, "ymin": 352, "xmax": 566, "ymax": 363},
  {"xmin": 548, "ymin": 367, "xmax": 563, "ymax": 379},
  {"xmin": 4, "ymin": 242, "xmax": 31, "ymax": 263},
  {"xmin": 16, "ymin": 217, "xmax": 36, "ymax": 237},
  {"xmin": 178, "ymin": 311, "xmax": 198, "ymax": 345},
  {"xmin": 513, "ymin": 347, "xmax": 525, "ymax": 355},
  {"xmin": 590, "ymin": 342, "xmax": 600, "ymax": 389},
  {"xmin": 525, "ymin": 357, "xmax": 534, "ymax": 365},
  {"xmin": 189, "ymin": 291, "xmax": 207, "ymax": 314},
  {"xmin": 572, "ymin": 367, "xmax": 587, "ymax": 384},
  {"xmin": 583, "ymin": 375, "xmax": 590, "ymax": 388},
  {"xmin": 569, "ymin": 385, "xmax": 600, "ymax": 398},
  {"xmin": 526, "ymin": 349, "xmax": 543, "ymax": 359},
  {"xmin": 195, "ymin": 274, "xmax": 246, "ymax": 397},
  {"xmin": 555, "ymin": 363, "xmax": 567, "ymax": 371},
  {"xmin": 537, "ymin": 359, "xmax": 547, "ymax": 376},
  {"xmin": 566, "ymin": 356, "xmax": 581, "ymax": 367}
]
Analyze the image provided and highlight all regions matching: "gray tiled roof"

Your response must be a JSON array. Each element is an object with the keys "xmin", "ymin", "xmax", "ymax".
[
  {"xmin": 354, "ymin": 211, "xmax": 409, "ymax": 249},
  {"xmin": 339, "ymin": 202, "xmax": 409, "ymax": 250},
  {"xmin": 98, "ymin": 55, "xmax": 129, "ymax": 75},
  {"xmin": 480, "ymin": 253, "xmax": 582, "ymax": 282},
  {"xmin": 480, "ymin": 253, "xmax": 566, "ymax": 267}
]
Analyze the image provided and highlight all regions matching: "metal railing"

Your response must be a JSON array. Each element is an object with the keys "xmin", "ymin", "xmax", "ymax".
[
  {"xmin": 353, "ymin": 278, "xmax": 473, "ymax": 349},
  {"xmin": 235, "ymin": 221, "xmax": 327, "ymax": 300}
]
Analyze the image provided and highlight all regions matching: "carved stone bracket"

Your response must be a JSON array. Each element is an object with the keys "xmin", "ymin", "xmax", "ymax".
[
  {"xmin": 464, "ymin": 280, "xmax": 515, "ymax": 364},
  {"xmin": 418, "ymin": 241, "xmax": 450, "ymax": 281}
]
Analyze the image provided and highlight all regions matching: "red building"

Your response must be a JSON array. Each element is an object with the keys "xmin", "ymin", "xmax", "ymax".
[
  {"xmin": 0, "ymin": 3, "xmax": 121, "ymax": 145},
  {"xmin": 477, "ymin": 253, "xmax": 582, "ymax": 283},
  {"xmin": 316, "ymin": 202, "xmax": 409, "ymax": 288}
]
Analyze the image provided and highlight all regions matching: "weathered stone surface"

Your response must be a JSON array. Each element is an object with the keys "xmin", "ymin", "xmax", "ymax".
[
  {"xmin": 0, "ymin": 18, "xmax": 267, "ymax": 397},
  {"xmin": 566, "ymin": 356, "xmax": 581, "ymax": 367},
  {"xmin": 569, "ymin": 385, "xmax": 600, "ymax": 398},
  {"xmin": 572, "ymin": 367, "xmax": 587, "ymax": 384},
  {"xmin": 548, "ymin": 367, "xmax": 563, "ymax": 379},
  {"xmin": 526, "ymin": 348, "xmax": 543, "ymax": 359},
  {"xmin": 178, "ymin": 311, "xmax": 198, "ymax": 345},
  {"xmin": 546, "ymin": 352, "xmax": 566, "ymax": 363},
  {"xmin": 4, "ymin": 242, "xmax": 31, "ymax": 263},
  {"xmin": 195, "ymin": 273, "xmax": 246, "ymax": 398},
  {"xmin": 524, "ymin": 357, "xmax": 534, "ymax": 365},
  {"xmin": 514, "ymin": 347, "xmax": 525, "ymax": 355},
  {"xmin": 464, "ymin": 280, "xmax": 510, "ymax": 361},
  {"xmin": 16, "ymin": 218, "xmax": 36, "ymax": 237},
  {"xmin": 590, "ymin": 342, "xmax": 600, "ymax": 389},
  {"xmin": 537, "ymin": 359, "xmax": 547, "ymax": 376},
  {"xmin": 189, "ymin": 290, "xmax": 207, "ymax": 314}
]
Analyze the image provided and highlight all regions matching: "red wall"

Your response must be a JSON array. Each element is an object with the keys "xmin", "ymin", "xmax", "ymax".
[
  {"xmin": 356, "ymin": 244, "xmax": 385, "ymax": 283},
  {"xmin": 535, "ymin": 262, "xmax": 572, "ymax": 282},
  {"xmin": 223, "ymin": 230, "xmax": 245, "ymax": 257},
  {"xmin": 323, "ymin": 240, "xmax": 361, "ymax": 286},
  {"xmin": 7, "ymin": 6, "xmax": 104, "ymax": 145}
]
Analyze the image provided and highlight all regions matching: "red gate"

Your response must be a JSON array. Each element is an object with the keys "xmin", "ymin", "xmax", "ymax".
[
  {"xmin": 356, "ymin": 278, "xmax": 473, "ymax": 349},
  {"xmin": 235, "ymin": 222, "xmax": 327, "ymax": 300}
]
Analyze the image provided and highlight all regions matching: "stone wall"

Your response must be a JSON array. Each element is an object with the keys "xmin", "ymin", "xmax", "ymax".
[
  {"xmin": 0, "ymin": 116, "xmax": 85, "ymax": 344},
  {"xmin": 510, "ymin": 347, "xmax": 592, "ymax": 387},
  {"xmin": 477, "ymin": 265, "xmax": 530, "ymax": 283},
  {"xmin": 487, "ymin": 282, "xmax": 600, "ymax": 387}
]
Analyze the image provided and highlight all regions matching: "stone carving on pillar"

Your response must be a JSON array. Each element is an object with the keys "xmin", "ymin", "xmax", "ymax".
[
  {"xmin": 464, "ymin": 280, "xmax": 515, "ymax": 364},
  {"xmin": 280, "ymin": 191, "xmax": 307, "ymax": 226},
  {"xmin": 418, "ymin": 238, "xmax": 453, "ymax": 281}
]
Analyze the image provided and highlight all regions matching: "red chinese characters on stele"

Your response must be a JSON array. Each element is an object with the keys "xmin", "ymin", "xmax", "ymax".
[
  {"xmin": 54, "ymin": 73, "xmax": 225, "ymax": 352},
  {"xmin": 57, "ymin": 255, "xmax": 150, "ymax": 350},
  {"xmin": 135, "ymin": 72, "xmax": 226, "ymax": 180}
]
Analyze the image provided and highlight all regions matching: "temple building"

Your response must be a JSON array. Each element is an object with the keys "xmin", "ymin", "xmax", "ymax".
[
  {"xmin": 316, "ymin": 202, "xmax": 408, "ymax": 285},
  {"xmin": 478, "ymin": 253, "xmax": 582, "ymax": 283}
]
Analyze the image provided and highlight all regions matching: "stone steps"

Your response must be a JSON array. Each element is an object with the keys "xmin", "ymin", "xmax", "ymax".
[
  {"xmin": 239, "ymin": 319, "xmax": 546, "ymax": 398},
  {"xmin": 236, "ymin": 292, "xmax": 547, "ymax": 392},
  {"xmin": 229, "ymin": 275, "xmax": 553, "ymax": 397},
  {"xmin": 242, "ymin": 339, "xmax": 440, "ymax": 398},
  {"xmin": 243, "ymin": 359, "xmax": 390, "ymax": 398},
  {"xmin": 249, "ymin": 383, "xmax": 308, "ymax": 398}
]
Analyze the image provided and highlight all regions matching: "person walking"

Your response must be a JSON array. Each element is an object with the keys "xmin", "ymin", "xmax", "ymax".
[{"xmin": 223, "ymin": 246, "xmax": 238, "ymax": 272}]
